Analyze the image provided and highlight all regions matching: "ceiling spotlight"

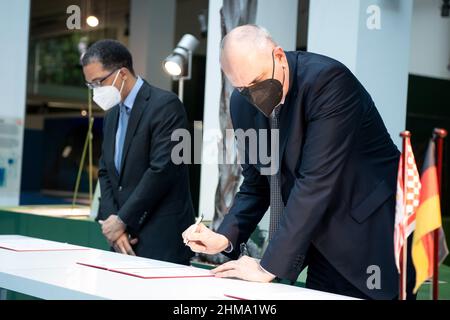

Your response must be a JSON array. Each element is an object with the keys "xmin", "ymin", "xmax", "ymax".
[
  {"xmin": 163, "ymin": 34, "xmax": 199, "ymax": 101},
  {"xmin": 86, "ymin": 15, "xmax": 99, "ymax": 27},
  {"xmin": 164, "ymin": 57, "xmax": 183, "ymax": 77},
  {"xmin": 163, "ymin": 34, "xmax": 199, "ymax": 78}
]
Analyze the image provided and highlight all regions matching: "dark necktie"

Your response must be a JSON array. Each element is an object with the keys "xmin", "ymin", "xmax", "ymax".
[
  {"xmin": 269, "ymin": 106, "xmax": 284, "ymax": 241},
  {"xmin": 115, "ymin": 104, "xmax": 130, "ymax": 174}
]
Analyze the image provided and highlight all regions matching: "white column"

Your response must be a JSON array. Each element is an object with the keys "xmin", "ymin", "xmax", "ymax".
[
  {"xmin": 198, "ymin": 0, "xmax": 222, "ymax": 219},
  {"xmin": 0, "ymin": 0, "xmax": 30, "ymax": 206},
  {"xmin": 256, "ymin": 0, "xmax": 299, "ymax": 50},
  {"xmin": 308, "ymin": 0, "xmax": 414, "ymax": 148},
  {"xmin": 199, "ymin": 0, "xmax": 299, "ymax": 220},
  {"xmin": 409, "ymin": 0, "xmax": 450, "ymax": 80},
  {"xmin": 307, "ymin": 0, "xmax": 360, "ymax": 71},
  {"xmin": 129, "ymin": 0, "xmax": 176, "ymax": 91}
]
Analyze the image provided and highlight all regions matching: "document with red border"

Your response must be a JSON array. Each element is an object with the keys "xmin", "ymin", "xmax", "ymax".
[{"xmin": 77, "ymin": 260, "xmax": 214, "ymax": 279}]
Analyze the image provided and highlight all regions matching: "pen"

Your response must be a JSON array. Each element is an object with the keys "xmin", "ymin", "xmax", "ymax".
[{"xmin": 184, "ymin": 214, "xmax": 204, "ymax": 245}]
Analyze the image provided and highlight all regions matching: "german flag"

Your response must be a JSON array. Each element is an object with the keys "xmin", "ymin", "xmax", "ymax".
[{"xmin": 412, "ymin": 139, "xmax": 448, "ymax": 293}]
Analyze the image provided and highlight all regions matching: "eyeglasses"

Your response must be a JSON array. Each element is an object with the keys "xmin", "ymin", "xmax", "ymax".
[{"xmin": 85, "ymin": 69, "xmax": 118, "ymax": 89}]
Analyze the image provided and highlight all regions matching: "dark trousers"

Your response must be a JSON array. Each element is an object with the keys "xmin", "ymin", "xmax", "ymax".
[{"xmin": 304, "ymin": 245, "xmax": 416, "ymax": 300}]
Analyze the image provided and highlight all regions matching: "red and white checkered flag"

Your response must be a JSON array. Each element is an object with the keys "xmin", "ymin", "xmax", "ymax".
[{"xmin": 394, "ymin": 138, "xmax": 421, "ymax": 272}]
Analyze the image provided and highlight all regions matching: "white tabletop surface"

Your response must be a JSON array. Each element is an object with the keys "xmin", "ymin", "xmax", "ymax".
[{"xmin": 0, "ymin": 235, "xmax": 357, "ymax": 300}]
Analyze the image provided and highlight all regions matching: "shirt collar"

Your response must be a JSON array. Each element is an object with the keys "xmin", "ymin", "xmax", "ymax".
[
  {"xmin": 282, "ymin": 51, "xmax": 298, "ymax": 107},
  {"xmin": 121, "ymin": 76, "xmax": 144, "ymax": 110}
]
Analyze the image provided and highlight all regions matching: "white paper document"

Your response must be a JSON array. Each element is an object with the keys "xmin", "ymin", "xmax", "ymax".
[
  {"xmin": 77, "ymin": 258, "xmax": 214, "ymax": 279},
  {"xmin": 222, "ymin": 280, "xmax": 359, "ymax": 300},
  {"xmin": 107, "ymin": 266, "xmax": 214, "ymax": 279}
]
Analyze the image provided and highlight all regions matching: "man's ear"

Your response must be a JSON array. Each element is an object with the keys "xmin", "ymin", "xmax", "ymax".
[
  {"xmin": 273, "ymin": 46, "xmax": 284, "ymax": 61},
  {"xmin": 120, "ymin": 68, "xmax": 128, "ymax": 81}
]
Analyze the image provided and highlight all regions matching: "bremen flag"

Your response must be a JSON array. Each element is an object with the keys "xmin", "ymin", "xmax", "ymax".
[
  {"xmin": 394, "ymin": 137, "xmax": 421, "ymax": 272},
  {"xmin": 412, "ymin": 139, "xmax": 449, "ymax": 293}
]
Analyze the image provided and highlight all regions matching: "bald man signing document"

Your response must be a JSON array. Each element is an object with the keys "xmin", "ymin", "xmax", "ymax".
[{"xmin": 182, "ymin": 25, "xmax": 415, "ymax": 300}]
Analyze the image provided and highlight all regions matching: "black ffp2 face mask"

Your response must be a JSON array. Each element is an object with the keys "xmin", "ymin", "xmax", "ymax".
[{"xmin": 239, "ymin": 50, "xmax": 285, "ymax": 118}]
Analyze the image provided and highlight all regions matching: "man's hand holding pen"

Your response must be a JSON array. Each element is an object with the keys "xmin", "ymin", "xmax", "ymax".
[
  {"xmin": 182, "ymin": 221, "xmax": 275, "ymax": 282},
  {"xmin": 182, "ymin": 222, "xmax": 229, "ymax": 254}
]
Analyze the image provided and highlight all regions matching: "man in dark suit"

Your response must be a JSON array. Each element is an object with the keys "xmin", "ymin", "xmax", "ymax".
[
  {"xmin": 183, "ymin": 25, "xmax": 415, "ymax": 299},
  {"xmin": 82, "ymin": 40, "xmax": 194, "ymax": 265}
]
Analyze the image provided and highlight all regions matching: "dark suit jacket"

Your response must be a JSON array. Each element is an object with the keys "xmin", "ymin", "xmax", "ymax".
[
  {"xmin": 217, "ymin": 51, "xmax": 412, "ymax": 299},
  {"xmin": 98, "ymin": 80, "xmax": 195, "ymax": 264}
]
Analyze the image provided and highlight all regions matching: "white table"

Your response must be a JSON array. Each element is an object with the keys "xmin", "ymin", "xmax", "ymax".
[{"xmin": 0, "ymin": 235, "xmax": 356, "ymax": 300}]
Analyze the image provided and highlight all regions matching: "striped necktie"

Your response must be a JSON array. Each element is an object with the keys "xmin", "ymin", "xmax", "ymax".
[{"xmin": 269, "ymin": 105, "xmax": 284, "ymax": 240}]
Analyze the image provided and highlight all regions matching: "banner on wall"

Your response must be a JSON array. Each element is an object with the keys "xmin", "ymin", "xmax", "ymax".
[{"xmin": 0, "ymin": 118, "xmax": 23, "ymax": 205}]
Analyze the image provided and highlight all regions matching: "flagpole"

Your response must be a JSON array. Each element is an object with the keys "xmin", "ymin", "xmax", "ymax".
[
  {"xmin": 432, "ymin": 128, "xmax": 447, "ymax": 300},
  {"xmin": 399, "ymin": 131, "xmax": 410, "ymax": 300}
]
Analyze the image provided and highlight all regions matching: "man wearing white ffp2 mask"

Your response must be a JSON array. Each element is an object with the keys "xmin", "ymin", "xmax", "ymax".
[
  {"xmin": 81, "ymin": 39, "xmax": 195, "ymax": 265},
  {"xmin": 92, "ymin": 70, "xmax": 125, "ymax": 111}
]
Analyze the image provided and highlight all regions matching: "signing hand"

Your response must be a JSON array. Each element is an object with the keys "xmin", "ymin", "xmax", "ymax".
[
  {"xmin": 99, "ymin": 214, "xmax": 126, "ymax": 243},
  {"xmin": 182, "ymin": 223, "xmax": 229, "ymax": 254},
  {"xmin": 113, "ymin": 233, "xmax": 139, "ymax": 255},
  {"xmin": 212, "ymin": 256, "xmax": 275, "ymax": 282}
]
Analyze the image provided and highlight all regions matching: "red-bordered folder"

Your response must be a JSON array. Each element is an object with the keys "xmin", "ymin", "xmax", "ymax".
[{"xmin": 77, "ymin": 261, "xmax": 215, "ymax": 279}]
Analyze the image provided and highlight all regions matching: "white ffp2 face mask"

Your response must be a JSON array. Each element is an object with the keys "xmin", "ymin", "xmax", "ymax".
[{"xmin": 93, "ymin": 71, "xmax": 125, "ymax": 111}]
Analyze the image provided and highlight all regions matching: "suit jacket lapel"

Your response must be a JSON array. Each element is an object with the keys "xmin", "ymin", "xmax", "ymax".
[
  {"xmin": 279, "ymin": 51, "xmax": 299, "ymax": 164},
  {"xmin": 119, "ymin": 82, "xmax": 151, "ymax": 179},
  {"xmin": 279, "ymin": 102, "xmax": 293, "ymax": 163},
  {"xmin": 109, "ymin": 106, "xmax": 120, "ymax": 177}
]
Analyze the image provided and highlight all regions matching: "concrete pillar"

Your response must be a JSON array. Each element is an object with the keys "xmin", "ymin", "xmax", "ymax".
[
  {"xmin": 308, "ymin": 0, "xmax": 414, "ymax": 148},
  {"xmin": 0, "ymin": 0, "xmax": 30, "ymax": 206},
  {"xmin": 129, "ymin": 0, "xmax": 176, "ymax": 91},
  {"xmin": 409, "ymin": 0, "xmax": 450, "ymax": 80}
]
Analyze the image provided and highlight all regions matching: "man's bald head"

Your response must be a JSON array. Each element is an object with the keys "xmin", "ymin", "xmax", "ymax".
[
  {"xmin": 221, "ymin": 24, "xmax": 276, "ymax": 55},
  {"xmin": 220, "ymin": 25, "xmax": 277, "ymax": 79},
  {"xmin": 219, "ymin": 24, "xmax": 289, "ymax": 100}
]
